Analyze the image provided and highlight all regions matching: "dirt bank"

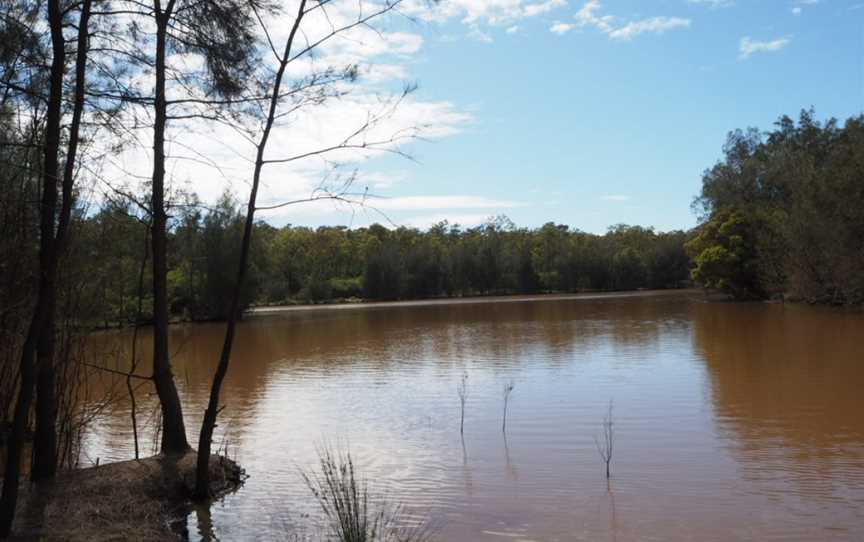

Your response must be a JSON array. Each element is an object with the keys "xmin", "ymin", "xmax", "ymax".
[{"xmin": 6, "ymin": 452, "xmax": 243, "ymax": 541}]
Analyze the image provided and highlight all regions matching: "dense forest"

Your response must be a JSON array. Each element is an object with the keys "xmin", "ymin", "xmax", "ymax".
[
  {"xmin": 687, "ymin": 110, "xmax": 864, "ymax": 305},
  {"xmin": 74, "ymin": 201, "xmax": 692, "ymax": 323}
]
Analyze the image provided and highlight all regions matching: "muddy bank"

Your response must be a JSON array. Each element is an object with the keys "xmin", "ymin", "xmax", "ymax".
[{"xmin": 6, "ymin": 452, "xmax": 243, "ymax": 541}]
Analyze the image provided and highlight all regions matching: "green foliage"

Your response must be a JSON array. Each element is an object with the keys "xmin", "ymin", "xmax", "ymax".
[
  {"xmin": 302, "ymin": 275, "xmax": 334, "ymax": 303},
  {"xmin": 330, "ymin": 277, "xmax": 363, "ymax": 300},
  {"xmin": 73, "ymin": 200, "xmax": 153, "ymax": 324},
  {"xmin": 612, "ymin": 247, "xmax": 647, "ymax": 291},
  {"xmin": 168, "ymin": 192, "xmax": 256, "ymax": 320},
  {"xmin": 0, "ymin": 107, "xmax": 42, "ymax": 419},
  {"xmin": 685, "ymin": 210, "xmax": 764, "ymax": 299},
  {"xmin": 65, "ymin": 209, "xmax": 690, "ymax": 322},
  {"xmin": 693, "ymin": 110, "xmax": 864, "ymax": 304},
  {"xmin": 363, "ymin": 244, "xmax": 402, "ymax": 301}
]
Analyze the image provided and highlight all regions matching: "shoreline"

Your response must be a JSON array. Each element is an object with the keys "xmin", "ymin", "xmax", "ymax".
[
  {"xmin": 81, "ymin": 288, "xmax": 695, "ymax": 332},
  {"xmin": 248, "ymin": 288, "xmax": 701, "ymax": 315}
]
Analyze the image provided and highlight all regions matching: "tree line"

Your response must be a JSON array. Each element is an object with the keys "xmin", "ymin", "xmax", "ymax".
[
  {"xmin": 73, "ymin": 198, "xmax": 692, "ymax": 323},
  {"xmin": 687, "ymin": 110, "xmax": 864, "ymax": 305}
]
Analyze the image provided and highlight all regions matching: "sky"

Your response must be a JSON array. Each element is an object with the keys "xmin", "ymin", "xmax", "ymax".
[{"xmin": 113, "ymin": 0, "xmax": 864, "ymax": 234}]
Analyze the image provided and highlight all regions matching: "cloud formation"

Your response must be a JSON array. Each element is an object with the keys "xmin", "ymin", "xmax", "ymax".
[
  {"xmin": 551, "ymin": 1, "xmax": 690, "ymax": 40},
  {"xmin": 550, "ymin": 22, "xmax": 576, "ymax": 34},
  {"xmin": 739, "ymin": 36, "xmax": 791, "ymax": 59},
  {"xmin": 403, "ymin": 0, "xmax": 568, "ymax": 26},
  {"xmin": 608, "ymin": 17, "xmax": 690, "ymax": 40},
  {"xmin": 573, "ymin": 0, "xmax": 615, "ymax": 33},
  {"xmin": 95, "ymin": 1, "xmax": 476, "ymax": 226}
]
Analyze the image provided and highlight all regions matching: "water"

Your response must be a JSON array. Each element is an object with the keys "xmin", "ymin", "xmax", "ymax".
[{"xmin": 84, "ymin": 291, "xmax": 864, "ymax": 541}]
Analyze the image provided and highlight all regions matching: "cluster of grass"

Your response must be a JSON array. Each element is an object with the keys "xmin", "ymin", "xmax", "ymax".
[{"xmin": 302, "ymin": 446, "xmax": 431, "ymax": 542}]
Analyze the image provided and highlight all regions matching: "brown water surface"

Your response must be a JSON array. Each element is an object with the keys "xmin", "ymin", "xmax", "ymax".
[{"xmin": 84, "ymin": 291, "xmax": 864, "ymax": 541}]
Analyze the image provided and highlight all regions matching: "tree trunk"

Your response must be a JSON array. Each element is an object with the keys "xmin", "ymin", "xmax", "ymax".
[
  {"xmin": 0, "ymin": 0, "xmax": 65, "ymax": 533},
  {"xmin": 32, "ymin": 0, "xmax": 92, "ymax": 482},
  {"xmin": 32, "ymin": 295, "xmax": 58, "ymax": 480},
  {"xmin": 152, "ymin": 4, "xmax": 190, "ymax": 455},
  {"xmin": 194, "ymin": 0, "xmax": 307, "ymax": 499}
]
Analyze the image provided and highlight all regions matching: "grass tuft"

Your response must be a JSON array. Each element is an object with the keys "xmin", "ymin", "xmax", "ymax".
[{"xmin": 302, "ymin": 446, "xmax": 431, "ymax": 542}]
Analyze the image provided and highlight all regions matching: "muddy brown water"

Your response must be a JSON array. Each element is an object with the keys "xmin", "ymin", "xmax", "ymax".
[{"xmin": 82, "ymin": 290, "xmax": 864, "ymax": 541}]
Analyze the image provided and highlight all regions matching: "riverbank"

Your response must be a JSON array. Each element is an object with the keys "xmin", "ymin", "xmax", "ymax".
[
  {"xmin": 6, "ymin": 452, "xmax": 243, "ymax": 541},
  {"xmin": 81, "ymin": 288, "xmax": 697, "ymax": 331},
  {"xmin": 249, "ymin": 288, "xmax": 701, "ymax": 315}
]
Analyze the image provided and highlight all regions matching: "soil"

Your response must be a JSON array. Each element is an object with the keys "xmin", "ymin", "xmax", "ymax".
[{"xmin": 6, "ymin": 452, "xmax": 243, "ymax": 541}]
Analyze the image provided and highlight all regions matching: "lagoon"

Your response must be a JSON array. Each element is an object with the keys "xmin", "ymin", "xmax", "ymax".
[{"xmin": 85, "ymin": 291, "xmax": 864, "ymax": 541}]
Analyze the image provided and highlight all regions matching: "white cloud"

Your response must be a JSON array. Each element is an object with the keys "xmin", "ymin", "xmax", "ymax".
[
  {"xmin": 403, "ymin": 0, "xmax": 568, "ymax": 26},
  {"xmin": 573, "ymin": 0, "xmax": 615, "ymax": 33},
  {"xmin": 89, "ymin": 0, "xmax": 476, "ymax": 228},
  {"xmin": 412, "ymin": 0, "xmax": 686, "ymax": 42},
  {"xmin": 264, "ymin": 5, "xmax": 426, "ymax": 82},
  {"xmin": 608, "ymin": 16, "xmax": 690, "ymax": 40},
  {"xmin": 739, "ymin": 36, "xmax": 791, "ymax": 59},
  {"xmin": 550, "ymin": 22, "xmax": 576, "ymax": 34},
  {"xmin": 362, "ymin": 171, "xmax": 410, "ymax": 190},
  {"xmin": 554, "ymin": 2, "xmax": 690, "ymax": 40},
  {"xmin": 258, "ymin": 197, "xmax": 521, "ymax": 229},
  {"xmin": 99, "ymin": 94, "xmax": 472, "ymax": 208},
  {"xmin": 524, "ymin": 0, "xmax": 568, "ymax": 17},
  {"xmin": 401, "ymin": 0, "xmax": 569, "ymax": 42},
  {"xmin": 359, "ymin": 63, "xmax": 409, "ymax": 82}
]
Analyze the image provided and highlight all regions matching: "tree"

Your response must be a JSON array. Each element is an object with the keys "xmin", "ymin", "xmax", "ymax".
[
  {"xmin": 611, "ymin": 247, "xmax": 646, "ymax": 291},
  {"xmin": 32, "ymin": 0, "xmax": 93, "ymax": 481},
  {"xmin": 685, "ymin": 210, "xmax": 765, "ymax": 299},
  {"xmin": 132, "ymin": 0, "xmax": 265, "ymax": 455},
  {"xmin": 595, "ymin": 400, "xmax": 615, "ymax": 480},
  {"xmin": 692, "ymin": 110, "xmax": 864, "ymax": 304},
  {"xmin": 364, "ymin": 242, "xmax": 402, "ymax": 300},
  {"xmin": 194, "ymin": 0, "xmax": 420, "ymax": 497}
]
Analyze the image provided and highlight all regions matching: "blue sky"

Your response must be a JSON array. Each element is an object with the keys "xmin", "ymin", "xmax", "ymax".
[
  {"xmin": 356, "ymin": 0, "xmax": 864, "ymax": 233},
  {"xmin": 141, "ymin": 1, "xmax": 864, "ymax": 233}
]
